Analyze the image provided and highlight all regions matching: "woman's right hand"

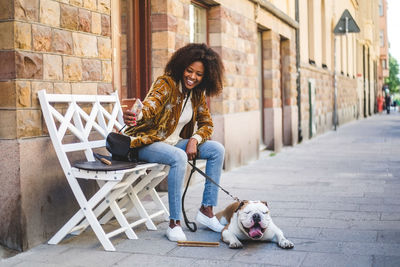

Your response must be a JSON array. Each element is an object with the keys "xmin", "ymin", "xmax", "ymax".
[{"xmin": 123, "ymin": 109, "xmax": 137, "ymax": 126}]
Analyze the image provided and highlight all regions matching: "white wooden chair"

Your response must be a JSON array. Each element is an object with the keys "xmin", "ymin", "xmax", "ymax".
[{"xmin": 38, "ymin": 90, "xmax": 169, "ymax": 251}]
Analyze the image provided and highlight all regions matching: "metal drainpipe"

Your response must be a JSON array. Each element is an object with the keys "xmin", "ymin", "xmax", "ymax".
[{"xmin": 295, "ymin": 0, "xmax": 302, "ymax": 142}]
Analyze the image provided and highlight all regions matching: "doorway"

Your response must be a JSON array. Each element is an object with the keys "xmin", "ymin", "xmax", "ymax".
[
  {"xmin": 257, "ymin": 31, "xmax": 266, "ymax": 150},
  {"xmin": 120, "ymin": 0, "xmax": 151, "ymax": 100}
]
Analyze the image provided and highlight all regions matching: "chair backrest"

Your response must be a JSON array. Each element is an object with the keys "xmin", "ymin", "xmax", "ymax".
[{"xmin": 38, "ymin": 90, "xmax": 125, "ymax": 176}]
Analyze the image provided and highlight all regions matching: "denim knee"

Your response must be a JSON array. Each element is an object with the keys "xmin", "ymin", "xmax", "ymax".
[
  {"xmin": 171, "ymin": 148, "xmax": 188, "ymax": 169},
  {"xmin": 211, "ymin": 141, "xmax": 225, "ymax": 161}
]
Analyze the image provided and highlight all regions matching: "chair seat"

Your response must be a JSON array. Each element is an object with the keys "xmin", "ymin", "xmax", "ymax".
[{"xmin": 73, "ymin": 154, "xmax": 142, "ymax": 171}]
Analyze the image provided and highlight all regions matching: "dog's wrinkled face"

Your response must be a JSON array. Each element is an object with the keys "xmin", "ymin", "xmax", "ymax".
[{"xmin": 236, "ymin": 201, "xmax": 271, "ymax": 240}]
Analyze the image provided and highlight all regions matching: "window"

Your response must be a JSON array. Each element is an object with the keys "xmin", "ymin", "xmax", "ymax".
[
  {"xmin": 189, "ymin": 2, "xmax": 208, "ymax": 43},
  {"xmin": 321, "ymin": 0, "xmax": 327, "ymax": 68},
  {"xmin": 379, "ymin": 0, "xmax": 384, "ymax": 16},
  {"xmin": 380, "ymin": 30, "xmax": 384, "ymax": 47},
  {"xmin": 382, "ymin": 59, "xmax": 387, "ymax": 69},
  {"xmin": 307, "ymin": 0, "xmax": 315, "ymax": 64}
]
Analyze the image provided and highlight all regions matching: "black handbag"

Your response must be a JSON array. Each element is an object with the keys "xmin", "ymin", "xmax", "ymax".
[{"xmin": 106, "ymin": 132, "xmax": 138, "ymax": 162}]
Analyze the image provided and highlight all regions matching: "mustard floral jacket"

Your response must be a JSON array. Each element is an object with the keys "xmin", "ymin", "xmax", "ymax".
[{"xmin": 124, "ymin": 75, "xmax": 213, "ymax": 148}]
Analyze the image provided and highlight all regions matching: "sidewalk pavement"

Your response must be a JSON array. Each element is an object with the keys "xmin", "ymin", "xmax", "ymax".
[{"xmin": 1, "ymin": 112, "xmax": 400, "ymax": 267}]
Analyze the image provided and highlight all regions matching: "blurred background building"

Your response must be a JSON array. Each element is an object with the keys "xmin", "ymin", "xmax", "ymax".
[{"xmin": 378, "ymin": 0, "xmax": 389, "ymax": 112}]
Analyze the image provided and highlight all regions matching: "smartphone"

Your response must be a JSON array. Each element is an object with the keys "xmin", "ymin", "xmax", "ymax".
[{"xmin": 131, "ymin": 98, "xmax": 143, "ymax": 114}]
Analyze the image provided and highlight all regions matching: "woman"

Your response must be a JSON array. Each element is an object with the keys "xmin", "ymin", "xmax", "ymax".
[{"xmin": 123, "ymin": 43, "xmax": 225, "ymax": 241}]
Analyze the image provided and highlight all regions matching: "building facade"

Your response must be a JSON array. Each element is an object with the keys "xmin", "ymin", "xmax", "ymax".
[
  {"xmin": 0, "ymin": 0, "xmax": 383, "ymax": 251},
  {"xmin": 378, "ymin": 0, "xmax": 389, "ymax": 104},
  {"xmin": 298, "ymin": 0, "xmax": 381, "ymax": 139},
  {"xmin": 356, "ymin": 0, "xmax": 381, "ymax": 116}
]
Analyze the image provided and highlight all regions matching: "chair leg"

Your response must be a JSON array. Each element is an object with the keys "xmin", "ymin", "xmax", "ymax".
[
  {"xmin": 49, "ymin": 180, "xmax": 117, "ymax": 244},
  {"xmin": 99, "ymin": 196, "xmax": 130, "ymax": 225},
  {"xmin": 49, "ymin": 200, "xmax": 116, "ymax": 251},
  {"xmin": 81, "ymin": 205, "xmax": 116, "ymax": 251},
  {"xmin": 109, "ymin": 201, "xmax": 138, "ymax": 239},
  {"xmin": 128, "ymin": 191, "xmax": 157, "ymax": 230},
  {"xmin": 149, "ymin": 188, "xmax": 170, "ymax": 221},
  {"xmin": 48, "ymin": 210, "xmax": 85, "ymax": 245}
]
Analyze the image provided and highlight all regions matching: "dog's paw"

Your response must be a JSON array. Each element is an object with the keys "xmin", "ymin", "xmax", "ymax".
[
  {"xmin": 278, "ymin": 239, "xmax": 294, "ymax": 249},
  {"xmin": 229, "ymin": 241, "xmax": 243, "ymax": 249}
]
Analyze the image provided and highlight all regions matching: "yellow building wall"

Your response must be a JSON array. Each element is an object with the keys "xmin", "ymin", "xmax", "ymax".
[{"xmin": 297, "ymin": 0, "xmax": 381, "ymax": 138}]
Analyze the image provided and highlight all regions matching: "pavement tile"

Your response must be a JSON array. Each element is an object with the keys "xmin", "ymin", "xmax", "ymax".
[
  {"xmin": 310, "ymin": 202, "xmax": 360, "ymax": 211},
  {"xmin": 0, "ymin": 245, "xmax": 70, "ymax": 266},
  {"xmin": 269, "ymin": 217, "xmax": 302, "ymax": 228},
  {"xmin": 170, "ymin": 241, "xmax": 238, "ymax": 261},
  {"xmin": 231, "ymin": 243, "xmax": 306, "ymax": 266},
  {"xmin": 317, "ymin": 228, "xmax": 378, "ymax": 242},
  {"xmin": 382, "ymin": 197, "xmax": 400, "ymax": 205},
  {"xmin": 377, "ymin": 230, "xmax": 400, "ymax": 244},
  {"xmin": 13, "ymin": 262, "xmax": 62, "ymax": 267},
  {"xmin": 359, "ymin": 204, "xmax": 400, "ymax": 213},
  {"xmin": 0, "ymin": 257, "xmax": 23, "ymax": 267},
  {"xmin": 114, "ymin": 237, "xmax": 178, "ymax": 255},
  {"xmin": 288, "ymin": 239, "xmax": 344, "ymax": 254},
  {"xmin": 301, "ymin": 252, "xmax": 372, "ymax": 267},
  {"xmin": 115, "ymin": 223, "xmax": 222, "ymax": 255},
  {"xmin": 324, "ymin": 196, "xmax": 383, "ymax": 205},
  {"xmin": 329, "ymin": 211, "xmax": 381, "ymax": 221},
  {"xmin": 272, "ymin": 208, "xmax": 332, "ymax": 219},
  {"xmin": 350, "ymin": 220, "xmax": 400, "ymax": 231},
  {"xmin": 342, "ymin": 242, "xmax": 400, "ymax": 256},
  {"xmin": 280, "ymin": 227, "xmax": 321, "ymax": 240},
  {"xmin": 192, "ymin": 259, "xmax": 275, "ymax": 267},
  {"xmin": 114, "ymin": 253, "xmax": 196, "ymax": 267},
  {"xmin": 297, "ymin": 218, "xmax": 352, "ymax": 229},
  {"xmin": 380, "ymin": 212, "xmax": 400, "ymax": 221},
  {"xmin": 372, "ymin": 255, "xmax": 400, "ymax": 267},
  {"xmin": 20, "ymin": 247, "xmax": 129, "ymax": 266},
  {"xmin": 268, "ymin": 201, "xmax": 312, "ymax": 210}
]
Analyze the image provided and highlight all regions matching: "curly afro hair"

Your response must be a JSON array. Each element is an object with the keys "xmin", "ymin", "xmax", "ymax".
[{"xmin": 164, "ymin": 43, "xmax": 224, "ymax": 97}]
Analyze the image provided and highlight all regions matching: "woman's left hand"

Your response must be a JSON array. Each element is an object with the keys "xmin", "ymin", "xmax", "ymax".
[{"xmin": 186, "ymin": 138, "xmax": 198, "ymax": 160}]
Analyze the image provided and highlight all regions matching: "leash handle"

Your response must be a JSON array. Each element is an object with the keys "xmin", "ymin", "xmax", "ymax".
[{"xmin": 181, "ymin": 159, "xmax": 198, "ymax": 232}]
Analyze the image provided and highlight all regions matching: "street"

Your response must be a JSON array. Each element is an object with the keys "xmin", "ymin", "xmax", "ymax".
[{"xmin": 1, "ymin": 112, "xmax": 400, "ymax": 267}]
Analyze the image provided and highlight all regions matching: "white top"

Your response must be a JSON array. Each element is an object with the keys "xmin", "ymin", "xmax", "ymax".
[
  {"xmin": 135, "ymin": 83, "xmax": 202, "ymax": 146},
  {"xmin": 163, "ymin": 96, "xmax": 194, "ymax": 145}
]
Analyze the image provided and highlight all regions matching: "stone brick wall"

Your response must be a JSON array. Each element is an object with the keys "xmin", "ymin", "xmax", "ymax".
[
  {"xmin": 150, "ymin": 0, "xmax": 189, "ymax": 80},
  {"xmin": 300, "ymin": 65, "xmax": 359, "ymax": 138},
  {"xmin": 337, "ymin": 75, "xmax": 359, "ymax": 124},
  {"xmin": 0, "ymin": 0, "xmax": 113, "ymax": 251},
  {"xmin": 150, "ymin": 1, "xmax": 262, "ymax": 116},
  {"xmin": 300, "ymin": 65, "xmax": 334, "ymax": 138},
  {"xmin": 0, "ymin": 0, "xmax": 113, "ymax": 139},
  {"xmin": 208, "ymin": 5, "xmax": 259, "ymax": 115}
]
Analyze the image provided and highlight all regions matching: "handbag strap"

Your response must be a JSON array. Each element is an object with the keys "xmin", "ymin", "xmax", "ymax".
[{"xmin": 181, "ymin": 90, "xmax": 191, "ymax": 116}]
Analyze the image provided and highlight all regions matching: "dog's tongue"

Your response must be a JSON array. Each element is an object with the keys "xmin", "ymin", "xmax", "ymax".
[{"xmin": 249, "ymin": 226, "xmax": 263, "ymax": 238}]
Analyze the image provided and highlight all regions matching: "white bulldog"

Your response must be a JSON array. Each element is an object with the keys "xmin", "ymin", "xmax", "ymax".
[{"xmin": 216, "ymin": 200, "xmax": 294, "ymax": 249}]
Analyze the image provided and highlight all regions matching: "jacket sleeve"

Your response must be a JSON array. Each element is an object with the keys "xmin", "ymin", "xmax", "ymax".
[
  {"xmin": 193, "ymin": 92, "xmax": 213, "ymax": 142},
  {"xmin": 141, "ymin": 77, "xmax": 172, "ymax": 120}
]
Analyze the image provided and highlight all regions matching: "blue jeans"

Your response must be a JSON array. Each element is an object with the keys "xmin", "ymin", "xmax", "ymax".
[{"xmin": 137, "ymin": 139, "xmax": 225, "ymax": 221}]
